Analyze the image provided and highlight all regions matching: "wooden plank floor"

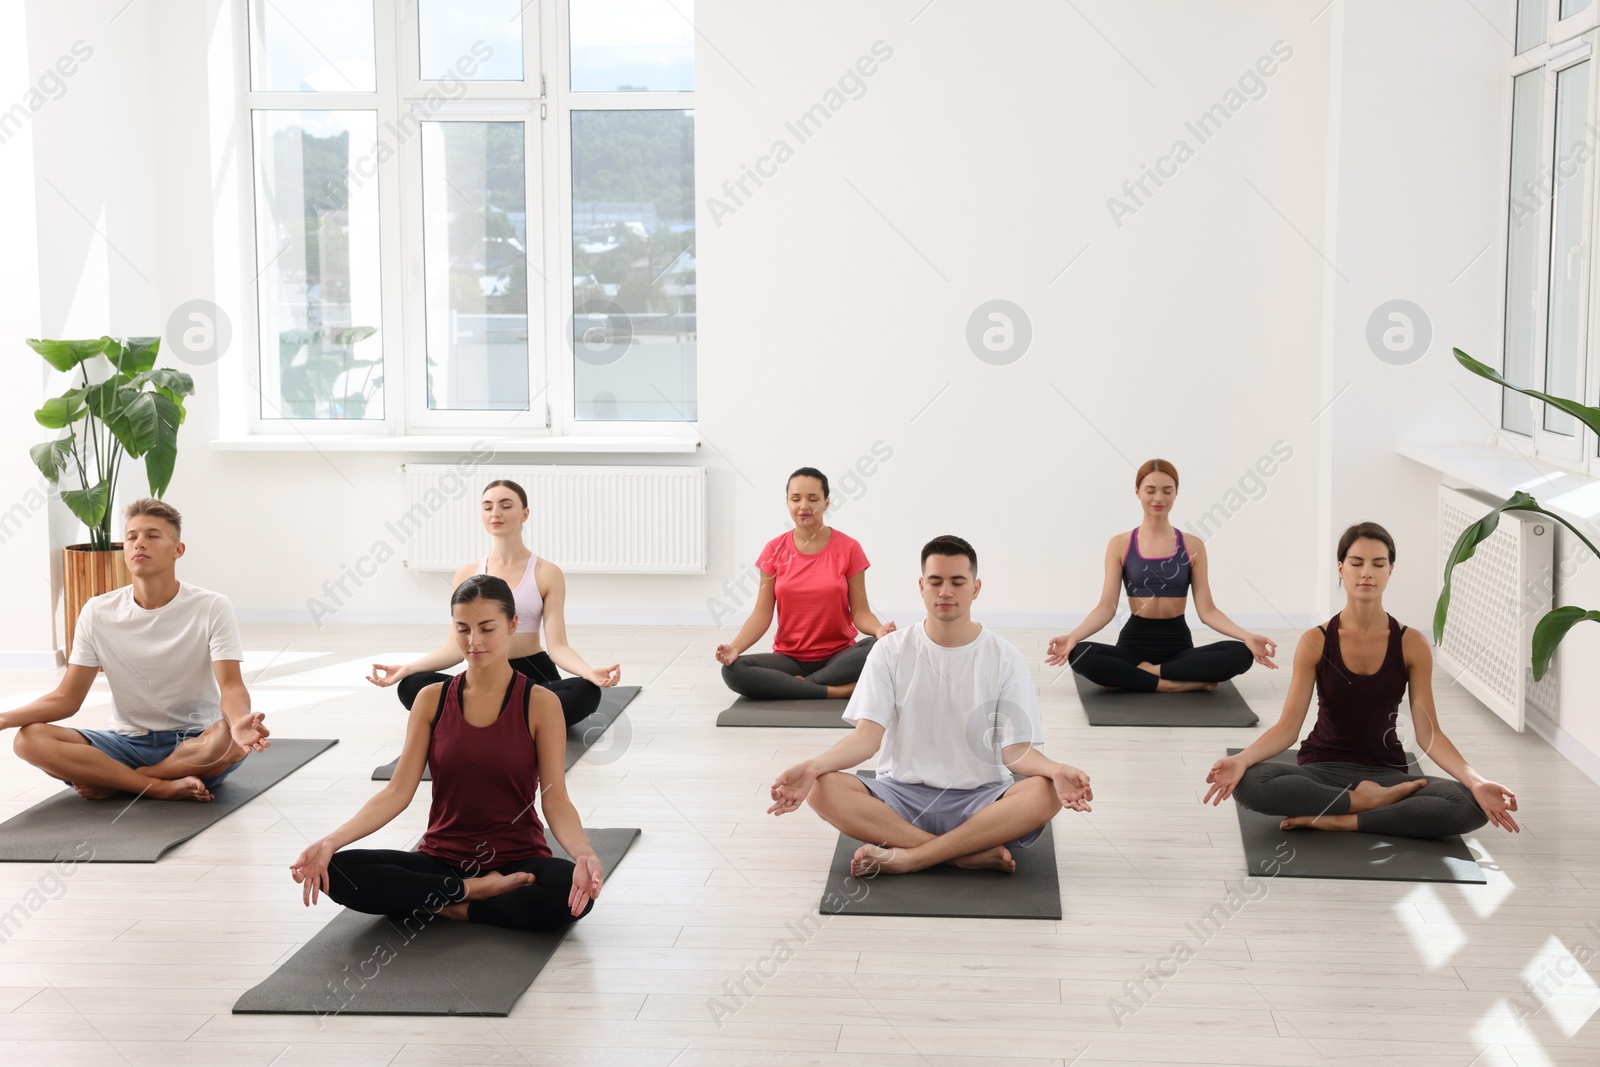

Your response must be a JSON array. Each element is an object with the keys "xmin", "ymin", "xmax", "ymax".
[{"xmin": 0, "ymin": 622, "xmax": 1596, "ymax": 1066}]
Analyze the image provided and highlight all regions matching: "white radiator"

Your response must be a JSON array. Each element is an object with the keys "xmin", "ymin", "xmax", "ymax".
[
  {"xmin": 400, "ymin": 465, "xmax": 705, "ymax": 574},
  {"xmin": 1435, "ymin": 485, "xmax": 1557, "ymax": 732}
]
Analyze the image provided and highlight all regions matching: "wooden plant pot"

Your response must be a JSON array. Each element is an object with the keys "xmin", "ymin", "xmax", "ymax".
[{"xmin": 64, "ymin": 544, "xmax": 129, "ymax": 660}]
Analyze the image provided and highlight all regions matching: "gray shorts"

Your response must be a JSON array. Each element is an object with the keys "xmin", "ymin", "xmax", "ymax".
[{"xmin": 857, "ymin": 773, "xmax": 1045, "ymax": 849}]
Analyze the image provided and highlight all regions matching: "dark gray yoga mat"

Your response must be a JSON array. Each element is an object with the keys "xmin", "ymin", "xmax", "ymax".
[
  {"xmin": 371, "ymin": 685, "xmax": 640, "ymax": 781},
  {"xmin": 0, "ymin": 738, "xmax": 338, "ymax": 863},
  {"xmin": 1074, "ymin": 672, "xmax": 1259, "ymax": 727},
  {"xmin": 715, "ymin": 697, "xmax": 851, "ymax": 728},
  {"xmin": 1228, "ymin": 748, "xmax": 1485, "ymax": 884},
  {"xmin": 817, "ymin": 773, "xmax": 1062, "ymax": 920},
  {"xmin": 232, "ymin": 827, "xmax": 640, "ymax": 1016}
]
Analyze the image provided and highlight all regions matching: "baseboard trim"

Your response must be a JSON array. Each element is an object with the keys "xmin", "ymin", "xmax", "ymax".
[{"xmin": 1525, "ymin": 710, "xmax": 1600, "ymax": 789}]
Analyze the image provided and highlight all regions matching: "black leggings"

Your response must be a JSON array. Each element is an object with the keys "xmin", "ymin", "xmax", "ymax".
[
  {"xmin": 1233, "ymin": 760, "xmax": 1487, "ymax": 839},
  {"xmin": 398, "ymin": 652, "xmax": 601, "ymax": 727},
  {"xmin": 325, "ymin": 848, "xmax": 592, "ymax": 934},
  {"xmin": 1069, "ymin": 614, "xmax": 1252, "ymax": 693},
  {"xmin": 721, "ymin": 638, "xmax": 877, "ymax": 700}
]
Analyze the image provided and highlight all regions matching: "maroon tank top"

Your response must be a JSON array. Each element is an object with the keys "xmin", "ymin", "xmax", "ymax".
[
  {"xmin": 1297, "ymin": 613, "xmax": 1410, "ymax": 770},
  {"xmin": 417, "ymin": 671, "xmax": 551, "ymax": 867}
]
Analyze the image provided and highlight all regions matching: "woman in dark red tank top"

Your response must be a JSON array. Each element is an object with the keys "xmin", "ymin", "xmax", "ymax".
[
  {"xmin": 1201, "ymin": 523, "xmax": 1520, "ymax": 840},
  {"xmin": 290, "ymin": 575, "xmax": 604, "ymax": 934}
]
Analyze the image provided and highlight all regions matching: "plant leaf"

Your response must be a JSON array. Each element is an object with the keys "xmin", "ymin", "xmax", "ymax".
[
  {"xmin": 61, "ymin": 483, "xmax": 110, "ymax": 532},
  {"xmin": 130, "ymin": 368, "xmax": 195, "ymax": 398},
  {"xmin": 329, "ymin": 325, "xmax": 378, "ymax": 346},
  {"xmin": 28, "ymin": 338, "xmax": 106, "ymax": 372},
  {"xmin": 1455, "ymin": 348, "xmax": 1600, "ymax": 436},
  {"xmin": 104, "ymin": 335, "xmax": 160, "ymax": 375},
  {"xmin": 30, "ymin": 438, "xmax": 75, "ymax": 483},
  {"xmin": 137, "ymin": 394, "xmax": 183, "ymax": 497},
  {"xmin": 34, "ymin": 397, "xmax": 86, "ymax": 429},
  {"xmin": 1532, "ymin": 607, "xmax": 1600, "ymax": 680}
]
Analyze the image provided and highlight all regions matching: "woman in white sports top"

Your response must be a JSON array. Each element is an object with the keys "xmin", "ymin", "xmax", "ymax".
[{"xmin": 367, "ymin": 480, "xmax": 620, "ymax": 725}]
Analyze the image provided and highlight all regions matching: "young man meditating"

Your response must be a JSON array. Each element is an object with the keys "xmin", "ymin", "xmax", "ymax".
[
  {"xmin": 3, "ymin": 499, "xmax": 268, "ymax": 801},
  {"xmin": 768, "ymin": 535, "xmax": 1091, "ymax": 874}
]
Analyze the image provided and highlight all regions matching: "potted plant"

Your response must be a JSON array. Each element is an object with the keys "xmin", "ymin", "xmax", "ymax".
[
  {"xmin": 1437, "ymin": 348, "xmax": 1600, "ymax": 680},
  {"xmin": 28, "ymin": 336, "xmax": 194, "ymax": 655}
]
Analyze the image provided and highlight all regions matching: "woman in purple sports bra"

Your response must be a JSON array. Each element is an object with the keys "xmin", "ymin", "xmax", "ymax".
[
  {"xmin": 1201, "ymin": 522, "xmax": 1519, "ymax": 839},
  {"xmin": 366, "ymin": 479, "xmax": 620, "ymax": 727},
  {"xmin": 1046, "ymin": 459, "xmax": 1275, "ymax": 693}
]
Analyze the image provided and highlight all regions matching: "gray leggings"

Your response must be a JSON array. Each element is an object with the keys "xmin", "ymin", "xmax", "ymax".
[
  {"xmin": 1233, "ymin": 759, "xmax": 1487, "ymax": 839},
  {"xmin": 722, "ymin": 638, "xmax": 877, "ymax": 700}
]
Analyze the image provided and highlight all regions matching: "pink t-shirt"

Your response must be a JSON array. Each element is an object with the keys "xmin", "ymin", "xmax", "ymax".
[{"xmin": 756, "ymin": 529, "xmax": 870, "ymax": 661}]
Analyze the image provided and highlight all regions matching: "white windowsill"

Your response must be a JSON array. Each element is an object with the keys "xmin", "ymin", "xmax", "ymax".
[
  {"xmin": 209, "ymin": 435, "xmax": 701, "ymax": 455},
  {"xmin": 1397, "ymin": 440, "xmax": 1600, "ymax": 527}
]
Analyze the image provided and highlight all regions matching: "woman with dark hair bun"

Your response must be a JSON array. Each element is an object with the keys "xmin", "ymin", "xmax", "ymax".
[
  {"xmin": 1047, "ymin": 458, "xmax": 1274, "ymax": 692},
  {"xmin": 293, "ymin": 575, "xmax": 603, "ymax": 931},
  {"xmin": 1201, "ymin": 522, "xmax": 1520, "ymax": 839},
  {"xmin": 715, "ymin": 467, "xmax": 894, "ymax": 700},
  {"xmin": 367, "ymin": 479, "xmax": 619, "ymax": 726}
]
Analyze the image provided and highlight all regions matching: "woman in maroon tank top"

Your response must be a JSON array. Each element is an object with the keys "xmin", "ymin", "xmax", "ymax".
[
  {"xmin": 1201, "ymin": 523, "xmax": 1520, "ymax": 840},
  {"xmin": 290, "ymin": 575, "xmax": 604, "ymax": 934}
]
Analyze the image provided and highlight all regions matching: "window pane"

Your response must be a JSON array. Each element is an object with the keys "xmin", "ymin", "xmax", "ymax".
[
  {"xmin": 1544, "ymin": 60, "xmax": 1590, "ymax": 436},
  {"xmin": 248, "ymin": 0, "xmax": 375, "ymax": 92},
  {"xmin": 1562, "ymin": 0, "xmax": 1592, "ymax": 19},
  {"xmin": 422, "ymin": 122, "xmax": 530, "ymax": 412},
  {"xmin": 253, "ymin": 111, "xmax": 384, "ymax": 420},
  {"xmin": 570, "ymin": 0, "xmax": 694, "ymax": 92},
  {"xmin": 1504, "ymin": 70, "xmax": 1545, "ymax": 435},
  {"xmin": 419, "ymin": 0, "xmax": 523, "ymax": 81},
  {"xmin": 1519, "ymin": 0, "xmax": 1548, "ymax": 52},
  {"xmin": 572, "ymin": 110, "xmax": 695, "ymax": 421}
]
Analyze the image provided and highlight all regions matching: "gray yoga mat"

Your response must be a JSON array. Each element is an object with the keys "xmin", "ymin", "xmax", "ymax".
[
  {"xmin": 1074, "ymin": 672, "xmax": 1259, "ymax": 727},
  {"xmin": 371, "ymin": 685, "xmax": 640, "ymax": 781},
  {"xmin": 1228, "ymin": 748, "xmax": 1485, "ymax": 884},
  {"xmin": 232, "ymin": 827, "xmax": 640, "ymax": 1016},
  {"xmin": 817, "ymin": 773, "xmax": 1062, "ymax": 920},
  {"xmin": 715, "ymin": 697, "xmax": 851, "ymax": 728},
  {"xmin": 0, "ymin": 738, "xmax": 338, "ymax": 863}
]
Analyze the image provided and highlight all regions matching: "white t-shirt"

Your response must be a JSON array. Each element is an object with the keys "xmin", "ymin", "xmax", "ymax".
[
  {"xmin": 843, "ymin": 621, "xmax": 1044, "ymax": 789},
  {"xmin": 68, "ymin": 583, "xmax": 243, "ymax": 735}
]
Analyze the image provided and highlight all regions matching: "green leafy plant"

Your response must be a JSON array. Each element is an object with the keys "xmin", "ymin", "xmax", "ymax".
[
  {"xmin": 28, "ymin": 336, "xmax": 194, "ymax": 551},
  {"xmin": 278, "ymin": 326, "xmax": 380, "ymax": 419},
  {"xmin": 1437, "ymin": 348, "xmax": 1600, "ymax": 679}
]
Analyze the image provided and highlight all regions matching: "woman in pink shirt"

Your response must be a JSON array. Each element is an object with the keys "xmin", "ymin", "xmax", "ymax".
[{"xmin": 715, "ymin": 468, "xmax": 895, "ymax": 700}]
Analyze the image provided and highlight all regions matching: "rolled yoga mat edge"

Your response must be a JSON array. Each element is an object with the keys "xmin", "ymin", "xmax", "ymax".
[
  {"xmin": 371, "ymin": 685, "xmax": 641, "ymax": 780},
  {"xmin": 1227, "ymin": 748, "xmax": 1486, "ymax": 884},
  {"xmin": 715, "ymin": 697, "xmax": 852, "ymax": 728},
  {"xmin": 1073, "ymin": 671, "xmax": 1259, "ymax": 727},
  {"xmin": 0, "ymin": 738, "xmax": 339, "ymax": 863},
  {"xmin": 232, "ymin": 827, "xmax": 641, "ymax": 1016}
]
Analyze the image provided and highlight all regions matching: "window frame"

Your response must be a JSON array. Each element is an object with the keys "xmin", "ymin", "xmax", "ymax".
[{"xmin": 232, "ymin": 0, "xmax": 699, "ymax": 441}]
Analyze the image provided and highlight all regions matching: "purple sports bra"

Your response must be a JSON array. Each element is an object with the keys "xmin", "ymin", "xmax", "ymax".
[
  {"xmin": 1122, "ymin": 528, "xmax": 1192, "ymax": 599},
  {"xmin": 482, "ymin": 554, "xmax": 544, "ymax": 634}
]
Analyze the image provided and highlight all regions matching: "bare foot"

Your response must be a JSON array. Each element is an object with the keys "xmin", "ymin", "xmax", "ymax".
[
  {"xmin": 1137, "ymin": 661, "xmax": 1160, "ymax": 676},
  {"xmin": 1347, "ymin": 778, "xmax": 1428, "ymax": 814},
  {"xmin": 852, "ymin": 843, "xmax": 917, "ymax": 876},
  {"xmin": 950, "ymin": 845, "xmax": 1016, "ymax": 873},
  {"xmin": 825, "ymin": 682, "xmax": 857, "ymax": 699},
  {"xmin": 1155, "ymin": 679, "xmax": 1218, "ymax": 693},
  {"xmin": 1280, "ymin": 813, "xmax": 1358, "ymax": 831},
  {"xmin": 462, "ymin": 870, "xmax": 534, "ymax": 901},
  {"xmin": 145, "ymin": 776, "xmax": 214, "ymax": 802},
  {"xmin": 71, "ymin": 783, "xmax": 118, "ymax": 800}
]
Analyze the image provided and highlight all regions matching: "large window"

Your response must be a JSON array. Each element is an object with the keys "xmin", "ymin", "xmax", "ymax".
[
  {"xmin": 1500, "ymin": 1, "xmax": 1600, "ymax": 470},
  {"xmin": 241, "ymin": 0, "xmax": 696, "ymax": 435}
]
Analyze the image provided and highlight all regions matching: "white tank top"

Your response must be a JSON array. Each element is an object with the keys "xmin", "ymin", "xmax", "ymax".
[{"xmin": 481, "ymin": 554, "xmax": 544, "ymax": 634}]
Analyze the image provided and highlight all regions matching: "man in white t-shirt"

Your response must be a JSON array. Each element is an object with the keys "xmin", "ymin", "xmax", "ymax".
[
  {"xmin": 3, "ymin": 499, "xmax": 268, "ymax": 802},
  {"xmin": 769, "ymin": 535, "xmax": 1091, "ymax": 875}
]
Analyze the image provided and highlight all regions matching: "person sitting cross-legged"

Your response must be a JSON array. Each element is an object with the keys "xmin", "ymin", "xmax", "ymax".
[
  {"xmin": 3, "ymin": 499, "xmax": 268, "ymax": 802},
  {"xmin": 768, "ymin": 535, "xmax": 1091, "ymax": 875}
]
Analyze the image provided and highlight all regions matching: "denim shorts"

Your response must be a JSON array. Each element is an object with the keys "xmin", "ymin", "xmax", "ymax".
[
  {"xmin": 858, "ymin": 773, "xmax": 1045, "ymax": 849},
  {"xmin": 75, "ymin": 727, "xmax": 241, "ymax": 789}
]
